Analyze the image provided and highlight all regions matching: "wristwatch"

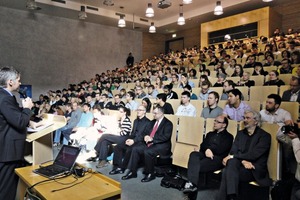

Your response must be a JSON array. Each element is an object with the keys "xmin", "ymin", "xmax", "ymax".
[{"xmin": 229, "ymin": 155, "xmax": 234, "ymax": 159}]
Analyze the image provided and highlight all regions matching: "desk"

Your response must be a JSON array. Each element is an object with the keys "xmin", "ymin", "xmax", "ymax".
[{"xmin": 15, "ymin": 165, "xmax": 121, "ymax": 200}]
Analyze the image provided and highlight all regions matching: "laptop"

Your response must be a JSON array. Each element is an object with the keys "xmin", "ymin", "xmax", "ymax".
[{"xmin": 33, "ymin": 145, "xmax": 81, "ymax": 179}]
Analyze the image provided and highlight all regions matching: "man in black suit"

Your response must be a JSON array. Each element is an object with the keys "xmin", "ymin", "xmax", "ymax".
[
  {"xmin": 282, "ymin": 76, "xmax": 300, "ymax": 103},
  {"xmin": 0, "ymin": 66, "xmax": 33, "ymax": 200},
  {"xmin": 217, "ymin": 110, "xmax": 272, "ymax": 200},
  {"xmin": 121, "ymin": 106, "xmax": 173, "ymax": 182},
  {"xmin": 109, "ymin": 105, "xmax": 150, "ymax": 175},
  {"xmin": 183, "ymin": 115, "xmax": 233, "ymax": 197}
]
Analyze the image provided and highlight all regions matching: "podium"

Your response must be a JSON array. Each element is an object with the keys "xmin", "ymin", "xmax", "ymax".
[{"xmin": 24, "ymin": 114, "xmax": 66, "ymax": 165}]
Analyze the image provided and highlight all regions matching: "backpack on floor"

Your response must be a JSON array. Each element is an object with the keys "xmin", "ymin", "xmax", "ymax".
[{"xmin": 160, "ymin": 174, "xmax": 186, "ymax": 191}]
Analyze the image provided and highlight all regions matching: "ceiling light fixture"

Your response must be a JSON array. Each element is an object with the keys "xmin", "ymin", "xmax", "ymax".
[
  {"xmin": 145, "ymin": 3, "xmax": 154, "ymax": 18},
  {"xmin": 177, "ymin": 4, "xmax": 185, "ymax": 26},
  {"xmin": 182, "ymin": 0, "xmax": 192, "ymax": 4},
  {"xmin": 103, "ymin": 0, "xmax": 114, "ymax": 6},
  {"xmin": 118, "ymin": 15, "xmax": 126, "ymax": 27},
  {"xmin": 26, "ymin": 0, "xmax": 41, "ymax": 10},
  {"xmin": 214, "ymin": 1, "xmax": 223, "ymax": 15},
  {"xmin": 262, "ymin": 0, "xmax": 273, "ymax": 2},
  {"xmin": 78, "ymin": 6, "xmax": 87, "ymax": 20},
  {"xmin": 149, "ymin": 22, "xmax": 156, "ymax": 33}
]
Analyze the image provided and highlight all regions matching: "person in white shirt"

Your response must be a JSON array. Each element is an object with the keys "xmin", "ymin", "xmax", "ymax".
[
  {"xmin": 175, "ymin": 91, "xmax": 196, "ymax": 117},
  {"xmin": 260, "ymin": 94, "xmax": 295, "ymax": 178}
]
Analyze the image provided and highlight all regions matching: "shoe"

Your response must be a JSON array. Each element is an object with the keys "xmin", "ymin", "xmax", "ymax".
[
  {"xmin": 86, "ymin": 156, "xmax": 98, "ymax": 162},
  {"xmin": 96, "ymin": 160, "xmax": 108, "ymax": 168},
  {"xmin": 121, "ymin": 171, "xmax": 137, "ymax": 180},
  {"xmin": 53, "ymin": 143, "xmax": 60, "ymax": 147},
  {"xmin": 109, "ymin": 168, "xmax": 124, "ymax": 175},
  {"xmin": 182, "ymin": 182, "xmax": 197, "ymax": 193},
  {"xmin": 141, "ymin": 174, "xmax": 156, "ymax": 182}
]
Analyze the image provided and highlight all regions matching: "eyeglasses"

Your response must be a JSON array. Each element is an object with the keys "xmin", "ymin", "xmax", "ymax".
[
  {"xmin": 137, "ymin": 109, "xmax": 146, "ymax": 112},
  {"xmin": 214, "ymin": 120, "xmax": 224, "ymax": 124}
]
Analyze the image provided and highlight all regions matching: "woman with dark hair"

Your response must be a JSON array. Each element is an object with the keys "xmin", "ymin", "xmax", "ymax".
[
  {"xmin": 199, "ymin": 75, "xmax": 212, "ymax": 87},
  {"xmin": 88, "ymin": 106, "xmax": 132, "ymax": 168},
  {"xmin": 189, "ymin": 68, "xmax": 197, "ymax": 79},
  {"xmin": 291, "ymin": 51, "xmax": 300, "ymax": 64},
  {"xmin": 263, "ymin": 70, "xmax": 285, "ymax": 86},
  {"xmin": 231, "ymin": 64, "xmax": 243, "ymax": 77},
  {"xmin": 142, "ymin": 97, "xmax": 152, "ymax": 113},
  {"xmin": 281, "ymin": 50, "xmax": 291, "ymax": 60}
]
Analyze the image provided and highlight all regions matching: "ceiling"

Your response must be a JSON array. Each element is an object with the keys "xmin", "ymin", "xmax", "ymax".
[{"xmin": 0, "ymin": 0, "xmax": 289, "ymax": 34}]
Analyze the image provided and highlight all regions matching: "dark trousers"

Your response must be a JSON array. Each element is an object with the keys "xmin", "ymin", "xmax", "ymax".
[
  {"xmin": 217, "ymin": 158, "xmax": 255, "ymax": 200},
  {"xmin": 291, "ymin": 179, "xmax": 300, "ymax": 200},
  {"xmin": 187, "ymin": 151, "xmax": 223, "ymax": 186},
  {"xmin": 127, "ymin": 143, "xmax": 170, "ymax": 174},
  {"xmin": 94, "ymin": 134, "xmax": 127, "ymax": 160},
  {"xmin": 0, "ymin": 161, "xmax": 21, "ymax": 200},
  {"xmin": 113, "ymin": 142, "xmax": 134, "ymax": 169}
]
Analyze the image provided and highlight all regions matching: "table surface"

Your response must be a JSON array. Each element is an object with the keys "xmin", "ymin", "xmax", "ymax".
[{"xmin": 15, "ymin": 165, "xmax": 121, "ymax": 200}]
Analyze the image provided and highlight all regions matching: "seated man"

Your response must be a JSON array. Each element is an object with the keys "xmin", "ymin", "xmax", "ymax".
[
  {"xmin": 155, "ymin": 93, "xmax": 174, "ymax": 114},
  {"xmin": 121, "ymin": 106, "xmax": 173, "ymax": 182},
  {"xmin": 163, "ymin": 84, "xmax": 178, "ymax": 100},
  {"xmin": 109, "ymin": 106, "xmax": 150, "ymax": 175},
  {"xmin": 99, "ymin": 93, "xmax": 113, "ymax": 109},
  {"xmin": 175, "ymin": 91, "xmax": 196, "ymax": 117},
  {"xmin": 201, "ymin": 91, "xmax": 223, "ymax": 119},
  {"xmin": 223, "ymin": 89, "xmax": 251, "ymax": 121},
  {"xmin": 217, "ymin": 110, "xmax": 272, "ymax": 200},
  {"xmin": 183, "ymin": 115, "xmax": 233, "ymax": 198},
  {"xmin": 199, "ymin": 80, "xmax": 213, "ymax": 100},
  {"xmin": 62, "ymin": 103, "xmax": 93, "ymax": 145},
  {"xmin": 288, "ymin": 123, "xmax": 300, "ymax": 200},
  {"xmin": 282, "ymin": 76, "xmax": 300, "ymax": 103},
  {"xmin": 125, "ymin": 91, "xmax": 139, "ymax": 111}
]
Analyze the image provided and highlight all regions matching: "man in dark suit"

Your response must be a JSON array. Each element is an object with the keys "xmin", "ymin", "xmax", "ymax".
[
  {"xmin": 217, "ymin": 110, "xmax": 272, "ymax": 200},
  {"xmin": 282, "ymin": 76, "xmax": 300, "ymax": 103},
  {"xmin": 109, "ymin": 105, "xmax": 150, "ymax": 175},
  {"xmin": 0, "ymin": 66, "xmax": 33, "ymax": 200},
  {"xmin": 183, "ymin": 115, "xmax": 233, "ymax": 197},
  {"xmin": 121, "ymin": 106, "xmax": 173, "ymax": 182}
]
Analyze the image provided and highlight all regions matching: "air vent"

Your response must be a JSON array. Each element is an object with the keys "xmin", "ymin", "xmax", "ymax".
[
  {"xmin": 51, "ymin": 0, "xmax": 66, "ymax": 4},
  {"xmin": 140, "ymin": 18, "xmax": 149, "ymax": 22},
  {"xmin": 86, "ymin": 6, "xmax": 98, "ymax": 11}
]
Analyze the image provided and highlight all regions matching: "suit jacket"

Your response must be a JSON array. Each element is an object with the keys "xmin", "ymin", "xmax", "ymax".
[
  {"xmin": 129, "ymin": 116, "xmax": 150, "ymax": 143},
  {"xmin": 0, "ymin": 88, "xmax": 32, "ymax": 162},
  {"xmin": 200, "ymin": 130, "xmax": 233, "ymax": 160},
  {"xmin": 147, "ymin": 117, "xmax": 173, "ymax": 156},
  {"xmin": 230, "ymin": 126, "xmax": 272, "ymax": 186},
  {"xmin": 282, "ymin": 89, "xmax": 300, "ymax": 103}
]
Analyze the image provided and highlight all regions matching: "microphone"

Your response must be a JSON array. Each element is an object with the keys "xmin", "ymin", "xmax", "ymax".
[{"xmin": 18, "ymin": 87, "xmax": 27, "ymax": 98}]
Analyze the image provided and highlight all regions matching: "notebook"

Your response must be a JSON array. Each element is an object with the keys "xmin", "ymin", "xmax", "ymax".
[{"xmin": 33, "ymin": 145, "xmax": 81, "ymax": 179}]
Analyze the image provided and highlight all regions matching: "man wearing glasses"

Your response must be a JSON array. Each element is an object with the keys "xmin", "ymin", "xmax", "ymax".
[
  {"xmin": 278, "ymin": 58, "xmax": 293, "ymax": 74},
  {"xmin": 121, "ymin": 106, "xmax": 173, "ymax": 182},
  {"xmin": 183, "ymin": 115, "xmax": 233, "ymax": 199},
  {"xmin": 217, "ymin": 110, "xmax": 272, "ymax": 200},
  {"xmin": 109, "ymin": 106, "xmax": 150, "ymax": 175}
]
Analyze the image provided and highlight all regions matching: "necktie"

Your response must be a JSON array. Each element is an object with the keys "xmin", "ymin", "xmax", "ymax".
[{"xmin": 148, "ymin": 121, "xmax": 159, "ymax": 147}]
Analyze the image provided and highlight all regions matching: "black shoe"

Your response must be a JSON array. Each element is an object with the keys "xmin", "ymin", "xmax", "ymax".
[
  {"xmin": 86, "ymin": 156, "xmax": 98, "ymax": 162},
  {"xmin": 109, "ymin": 168, "xmax": 124, "ymax": 175},
  {"xmin": 121, "ymin": 171, "xmax": 137, "ymax": 180},
  {"xmin": 182, "ymin": 182, "xmax": 197, "ymax": 193},
  {"xmin": 141, "ymin": 174, "xmax": 156, "ymax": 182}
]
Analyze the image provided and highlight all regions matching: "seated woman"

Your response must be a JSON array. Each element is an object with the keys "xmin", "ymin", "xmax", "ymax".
[
  {"xmin": 142, "ymin": 97, "xmax": 152, "ymax": 113},
  {"xmin": 237, "ymin": 71, "xmax": 255, "ymax": 87},
  {"xmin": 252, "ymin": 62, "xmax": 268, "ymax": 76},
  {"xmin": 87, "ymin": 106, "xmax": 132, "ymax": 168},
  {"xmin": 231, "ymin": 64, "xmax": 243, "ymax": 77},
  {"xmin": 264, "ymin": 70, "xmax": 285, "ymax": 86},
  {"xmin": 213, "ymin": 73, "xmax": 226, "ymax": 87}
]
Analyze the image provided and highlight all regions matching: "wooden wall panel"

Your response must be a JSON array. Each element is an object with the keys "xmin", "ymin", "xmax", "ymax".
[{"xmin": 142, "ymin": 32, "xmax": 166, "ymax": 60}]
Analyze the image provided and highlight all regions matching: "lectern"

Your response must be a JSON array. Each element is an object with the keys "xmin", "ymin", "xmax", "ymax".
[{"xmin": 24, "ymin": 114, "xmax": 66, "ymax": 165}]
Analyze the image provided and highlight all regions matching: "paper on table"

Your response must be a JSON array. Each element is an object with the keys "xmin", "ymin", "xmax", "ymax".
[{"xmin": 27, "ymin": 122, "xmax": 54, "ymax": 132}]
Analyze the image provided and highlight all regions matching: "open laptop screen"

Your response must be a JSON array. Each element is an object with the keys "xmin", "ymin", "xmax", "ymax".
[{"xmin": 54, "ymin": 145, "xmax": 81, "ymax": 170}]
